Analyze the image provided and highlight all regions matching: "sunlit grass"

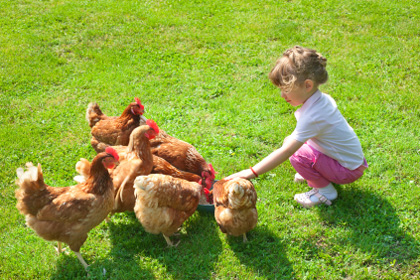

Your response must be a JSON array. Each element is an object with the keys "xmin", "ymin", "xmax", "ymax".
[{"xmin": 1, "ymin": 0, "xmax": 419, "ymax": 279}]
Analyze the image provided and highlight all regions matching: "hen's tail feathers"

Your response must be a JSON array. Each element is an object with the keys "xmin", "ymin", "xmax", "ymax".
[
  {"xmin": 73, "ymin": 176, "xmax": 85, "ymax": 184},
  {"xmin": 74, "ymin": 158, "xmax": 91, "ymax": 183},
  {"xmin": 228, "ymin": 180, "xmax": 256, "ymax": 209},
  {"xmin": 15, "ymin": 163, "xmax": 46, "ymax": 214},
  {"xmin": 86, "ymin": 102, "xmax": 104, "ymax": 128},
  {"xmin": 16, "ymin": 162, "xmax": 45, "ymax": 191},
  {"xmin": 140, "ymin": 115, "xmax": 148, "ymax": 126}
]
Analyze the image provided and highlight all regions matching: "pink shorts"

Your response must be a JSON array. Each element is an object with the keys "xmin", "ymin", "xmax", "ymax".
[{"xmin": 289, "ymin": 144, "xmax": 367, "ymax": 188}]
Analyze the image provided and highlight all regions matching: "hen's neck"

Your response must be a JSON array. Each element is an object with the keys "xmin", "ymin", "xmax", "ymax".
[
  {"xmin": 85, "ymin": 156, "xmax": 113, "ymax": 195},
  {"xmin": 119, "ymin": 106, "xmax": 140, "ymax": 123},
  {"xmin": 131, "ymin": 136, "xmax": 154, "ymax": 165}
]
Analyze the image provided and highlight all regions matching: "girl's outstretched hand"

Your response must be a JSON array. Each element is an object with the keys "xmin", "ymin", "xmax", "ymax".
[{"xmin": 224, "ymin": 168, "xmax": 255, "ymax": 180}]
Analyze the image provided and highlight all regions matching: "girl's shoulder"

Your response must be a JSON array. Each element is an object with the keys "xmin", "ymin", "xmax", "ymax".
[
  {"xmin": 321, "ymin": 92, "xmax": 337, "ymax": 108},
  {"xmin": 298, "ymin": 92, "xmax": 343, "ymax": 125}
]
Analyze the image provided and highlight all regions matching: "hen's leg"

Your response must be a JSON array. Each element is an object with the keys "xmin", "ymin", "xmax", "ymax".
[
  {"xmin": 163, "ymin": 234, "xmax": 173, "ymax": 246},
  {"xmin": 55, "ymin": 242, "xmax": 62, "ymax": 254},
  {"xmin": 74, "ymin": 251, "xmax": 89, "ymax": 271},
  {"xmin": 163, "ymin": 234, "xmax": 180, "ymax": 247},
  {"xmin": 55, "ymin": 242, "xmax": 69, "ymax": 255},
  {"xmin": 242, "ymin": 233, "xmax": 248, "ymax": 243}
]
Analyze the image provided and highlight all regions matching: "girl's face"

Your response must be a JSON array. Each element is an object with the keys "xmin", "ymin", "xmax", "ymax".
[{"xmin": 280, "ymin": 80, "xmax": 315, "ymax": 107}]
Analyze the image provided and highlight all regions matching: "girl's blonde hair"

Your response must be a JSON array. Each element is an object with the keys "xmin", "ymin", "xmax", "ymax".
[{"xmin": 269, "ymin": 46, "xmax": 328, "ymax": 92}]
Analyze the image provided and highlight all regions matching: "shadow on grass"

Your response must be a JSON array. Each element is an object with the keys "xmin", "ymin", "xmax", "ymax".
[
  {"xmin": 49, "ymin": 210, "xmax": 223, "ymax": 279},
  {"xmin": 103, "ymin": 211, "xmax": 223, "ymax": 280},
  {"xmin": 49, "ymin": 212, "xmax": 156, "ymax": 279},
  {"xmin": 317, "ymin": 186, "xmax": 420, "ymax": 263},
  {"xmin": 50, "ymin": 254, "xmax": 97, "ymax": 280},
  {"xmin": 227, "ymin": 226, "xmax": 294, "ymax": 279}
]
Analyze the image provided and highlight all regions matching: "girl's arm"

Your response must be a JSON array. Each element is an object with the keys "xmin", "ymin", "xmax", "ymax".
[{"xmin": 224, "ymin": 136, "xmax": 303, "ymax": 180}]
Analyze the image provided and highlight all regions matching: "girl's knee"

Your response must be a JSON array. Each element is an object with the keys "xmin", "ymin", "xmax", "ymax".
[{"xmin": 289, "ymin": 153, "xmax": 305, "ymax": 169}]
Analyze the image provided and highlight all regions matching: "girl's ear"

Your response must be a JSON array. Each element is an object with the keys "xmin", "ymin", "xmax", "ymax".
[{"xmin": 304, "ymin": 79, "xmax": 314, "ymax": 92}]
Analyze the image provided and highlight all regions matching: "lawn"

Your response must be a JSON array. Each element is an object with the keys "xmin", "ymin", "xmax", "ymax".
[{"xmin": 1, "ymin": 0, "xmax": 419, "ymax": 279}]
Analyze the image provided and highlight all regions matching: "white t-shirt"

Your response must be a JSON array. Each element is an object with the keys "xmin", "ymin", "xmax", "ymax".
[{"xmin": 291, "ymin": 90, "xmax": 365, "ymax": 170}]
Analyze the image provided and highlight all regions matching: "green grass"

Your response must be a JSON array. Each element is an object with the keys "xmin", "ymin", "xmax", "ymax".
[{"xmin": 1, "ymin": 0, "xmax": 420, "ymax": 279}]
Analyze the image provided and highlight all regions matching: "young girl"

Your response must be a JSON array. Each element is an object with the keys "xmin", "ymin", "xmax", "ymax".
[{"xmin": 225, "ymin": 46, "xmax": 367, "ymax": 208}]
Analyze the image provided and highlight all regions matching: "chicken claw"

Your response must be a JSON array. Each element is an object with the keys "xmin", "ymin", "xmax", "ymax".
[{"xmin": 163, "ymin": 234, "xmax": 180, "ymax": 247}]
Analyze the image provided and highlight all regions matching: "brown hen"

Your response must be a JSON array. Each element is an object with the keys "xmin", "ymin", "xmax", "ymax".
[
  {"xmin": 15, "ymin": 148, "xmax": 119, "ymax": 270},
  {"xmin": 87, "ymin": 97, "xmax": 146, "ymax": 153},
  {"xmin": 75, "ymin": 120, "xmax": 160, "ymax": 214},
  {"xmin": 110, "ymin": 120, "xmax": 159, "ymax": 213},
  {"xmin": 133, "ymin": 174, "xmax": 202, "ymax": 246},
  {"xmin": 140, "ymin": 118, "xmax": 216, "ymax": 191},
  {"xmin": 212, "ymin": 178, "xmax": 258, "ymax": 242}
]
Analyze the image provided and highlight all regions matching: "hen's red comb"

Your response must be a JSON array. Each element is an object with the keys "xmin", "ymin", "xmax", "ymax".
[
  {"xmin": 134, "ymin": 97, "xmax": 144, "ymax": 111},
  {"xmin": 146, "ymin": 119, "xmax": 159, "ymax": 134},
  {"xmin": 203, "ymin": 188, "xmax": 210, "ymax": 195},
  {"xmin": 209, "ymin": 163, "xmax": 216, "ymax": 178},
  {"xmin": 209, "ymin": 163, "xmax": 217, "ymax": 174},
  {"xmin": 105, "ymin": 147, "xmax": 119, "ymax": 161}
]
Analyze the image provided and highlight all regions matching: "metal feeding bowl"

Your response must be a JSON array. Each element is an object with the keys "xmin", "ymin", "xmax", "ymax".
[
  {"xmin": 196, "ymin": 202, "xmax": 215, "ymax": 213},
  {"xmin": 196, "ymin": 180, "xmax": 217, "ymax": 213}
]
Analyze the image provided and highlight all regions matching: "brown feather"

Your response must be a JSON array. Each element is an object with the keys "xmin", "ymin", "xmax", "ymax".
[
  {"xmin": 15, "ymin": 152, "xmax": 116, "ymax": 252},
  {"xmin": 149, "ymin": 130, "xmax": 210, "ymax": 176},
  {"xmin": 212, "ymin": 178, "xmax": 258, "ymax": 238},
  {"xmin": 133, "ymin": 174, "xmax": 202, "ymax": 239},
  {"xmin": 151, "ymin": 155, "xmax": 201, "ymax": 183},
  {"xmin": 87, "ymin": 101, "xmax": 143, "ymax": 153}
]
